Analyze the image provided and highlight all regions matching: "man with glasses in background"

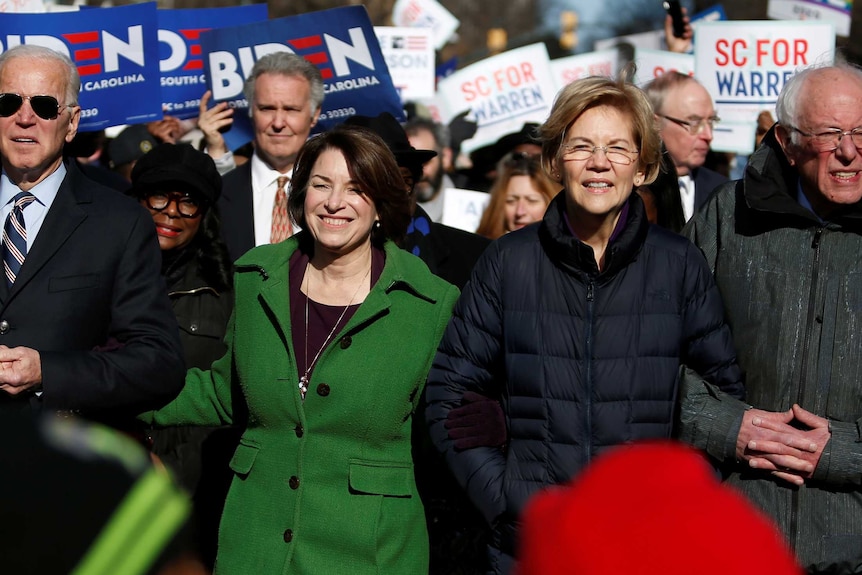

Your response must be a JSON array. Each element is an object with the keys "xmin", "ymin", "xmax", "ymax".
[
  {"xmin": 679, "ymin": 64, "xmax": 862, "ymax": 573},
  {"xmin": 0, "ymin": 45, "xmax": 184, "ymax": 421},
  {"xmin": 645, "ymin": 72, "xmax": 726, "ymax": 221}
]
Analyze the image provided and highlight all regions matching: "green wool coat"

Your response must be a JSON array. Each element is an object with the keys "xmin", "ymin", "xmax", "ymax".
[{"xmin": 149, "ymin": 237, "xmax": 459, "ymax": 574}]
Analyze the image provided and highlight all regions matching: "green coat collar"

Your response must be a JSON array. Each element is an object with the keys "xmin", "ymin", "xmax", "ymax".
[{"xmin": 233, "ymin": 235, "xmax": 445, "ymax": 346}]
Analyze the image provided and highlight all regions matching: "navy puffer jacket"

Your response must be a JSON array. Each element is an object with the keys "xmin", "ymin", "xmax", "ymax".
[{"xmin": 426, "ymin": 192, "xmax": 744, "ymax": 572}]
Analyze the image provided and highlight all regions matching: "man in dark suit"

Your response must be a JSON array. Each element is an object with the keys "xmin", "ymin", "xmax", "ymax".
[
  {"xmin": 197, "ymin": 53, "xmax": 324, "ymax": 262},
  {"xmin": 0, "ymin": 45, "xmax": 184, "ymax": 416},
  {"xmin": 644, "ymin": 72, "xmax": 728, "ymax": 221}
]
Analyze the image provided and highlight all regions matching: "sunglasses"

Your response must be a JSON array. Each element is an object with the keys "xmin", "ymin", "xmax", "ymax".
[{"xmin": 0, "ymin": 93, "xmax": 69, "ymax": 120}]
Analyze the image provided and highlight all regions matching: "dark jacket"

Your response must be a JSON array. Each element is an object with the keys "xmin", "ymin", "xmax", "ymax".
[
  {"xmin": 219, "ymin": 161, "xmax": 254, "ymax": 263},
  {"xmin": 168, "ymin": 253, "xmax": 232, "ymax": 373},
  {"xmin": 151, "ymin": 250, "xmax": 233, "ymax": 489},
  {"xmin": 0, "ymin": 161, "xmax": 184, "ymax": 416},
  {"xmin": 149, "ymin": 251, "xmax": 234, "ymax": 569},
  {"xmin": 680, "ymin": 129, "xmax": 862, "ymax": 574},
  {"xmin": 403, "ymin": 205, "xmax": 490, "ymax": 290},
  {"xmin": 692, "ymin": 165, "xmax": 728, "ymax": 212},
  {"xmin": 426, "ymin": 192, "xmax": 744, "ymax": 573}
]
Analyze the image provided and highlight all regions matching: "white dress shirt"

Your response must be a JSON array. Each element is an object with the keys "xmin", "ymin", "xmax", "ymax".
[
  {"xmin": 250, "ymin": 153, "xmax": 298, "ymax": 248},
  {"xmin": 678, "ymin": 175, "xmax": 695, "ymax": 222}
]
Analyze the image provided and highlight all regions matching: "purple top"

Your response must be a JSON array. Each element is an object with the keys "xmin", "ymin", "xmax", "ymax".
[
  {"xmin": 563, "ymin": 199, "xmax": 631, "ymax": 244},
  {"xmin": 289, "ymin": 246, "xmax": 385, "ymax": 383}
]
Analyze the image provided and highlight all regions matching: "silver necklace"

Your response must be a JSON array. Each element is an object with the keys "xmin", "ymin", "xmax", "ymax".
[{"xmin": 299, "ymin": 261, "xmax": 371, "ymax": 400}]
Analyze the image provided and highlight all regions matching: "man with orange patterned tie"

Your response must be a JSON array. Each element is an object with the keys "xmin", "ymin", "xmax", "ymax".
[{"xmin": 200, "ymin": 53, "xmax": 324, "ymax": 261}]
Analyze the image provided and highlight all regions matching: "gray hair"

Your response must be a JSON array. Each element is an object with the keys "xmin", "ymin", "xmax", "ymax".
[
  {"xmin": 242, "ymin": 52, "xmax": 324, "ymax": 118},
  {"xmin": 642, "ymin": 71, "xmax": 702, "ymax": 116},
  {"xmin": 776, "ymin": 62, "xmax": 862, "ymax": 145},
  {"xmin": 0, "ymin": 45, "xmax": 80, "ymax": 106}
]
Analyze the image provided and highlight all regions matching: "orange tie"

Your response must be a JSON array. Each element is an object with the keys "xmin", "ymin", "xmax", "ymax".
[{"xmin": 270, "ymin": 175, "xmax": 292, "ymax": 243}]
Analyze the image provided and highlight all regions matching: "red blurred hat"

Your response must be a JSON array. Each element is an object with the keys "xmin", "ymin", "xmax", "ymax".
[{"xmin": 517, "ymin": 441, "xmax": 802, "ymax": 575}]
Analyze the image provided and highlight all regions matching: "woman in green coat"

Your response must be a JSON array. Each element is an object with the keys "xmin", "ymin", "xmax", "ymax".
[{"xmin": 145, "ymin": 125, "xmax": 459, "ymax": 574}]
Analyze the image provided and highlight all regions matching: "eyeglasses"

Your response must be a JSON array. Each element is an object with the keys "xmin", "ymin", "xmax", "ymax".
[
  {"xmin": 0, "ymin": 93, "xmax": 70, "ymax": 120},
  {"xmin": 561, "ymin": 143, "xmax": 639, "ymax": 165},
  {"xmin": 144, "ymin": 192, "xmax": 202, "ymax": 218},
  {"xmin": 660, "ymin": 114, "xmax": 721, "ymax": 135},
  {"xmin": 787, "ymin": 125, "xmax": 862, "ymax": 152}
]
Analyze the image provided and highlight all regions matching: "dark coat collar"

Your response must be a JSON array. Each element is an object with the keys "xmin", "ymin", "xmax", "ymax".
[{"xmin": 538, "ymin": 191, "xmax": 649, "ymax": 279}]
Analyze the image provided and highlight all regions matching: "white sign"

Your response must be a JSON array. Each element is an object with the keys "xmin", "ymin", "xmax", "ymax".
[
  {"xmin": 1, "ymin": 0, "xmax": 45, "ymax": 13},
  {"xmin": 441, "ymin": 188, "xmax": 490, "ymax": 232},
  {"xmin": 392, "ymin": 0, "xmax": 459, "ymax": 51},
  {"xmin": 550, "ymin": 49, "xmax": 618, "ymax": 91},
  {"xmin": 768, "ymin": 0, "xmax": 851, "ymax": 37},
  {"xmin": 694, "ymin": 20, "xmax": 834, "ymax": 124},
  {"xmin": 633, "ymin": 49, "xmax": 694, "ymax": 86},
  {"xmin": 436, "ymin": 43, "xmax": 556, "ymax": 155},
  {"xmin": 712, "ymin": 121, "xmax": 758, "ymax": 155},
  {"xmin": 375, "ymin": 27, "xmax": 435, "ymax": 101}
]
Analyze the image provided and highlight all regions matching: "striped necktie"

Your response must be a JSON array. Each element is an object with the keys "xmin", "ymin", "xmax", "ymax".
[{"xmin": 3, "ymin": 192, "xmax": 37, "ymax": 288}]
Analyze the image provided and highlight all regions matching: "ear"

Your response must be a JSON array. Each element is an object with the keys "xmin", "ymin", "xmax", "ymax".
[
  {"xmin": 441, "ymin": 146, "xmax": 454, "ymax": 172},
  {"xmin": 65, "ymin": 106, "xmax": 80, "ymax": 144},
  {"xmin": 310, "ymin": 107, "xmax": 322, "ymax": 128},
  {"xmin": 774, "ymin": 124, "xmax": 796, "ymax": 166},
  {"xmin": 633, "ymin": 169, "xmax": 645, "ymax": 187},
  {"xmin": 549, "ymin": 157, "xmax": 561, "ymax": 182}
]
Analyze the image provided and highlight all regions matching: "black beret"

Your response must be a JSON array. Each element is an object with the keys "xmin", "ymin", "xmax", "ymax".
[{"xmin": 131, "ymin": 143, "xmax": 222, "ymax": 204}]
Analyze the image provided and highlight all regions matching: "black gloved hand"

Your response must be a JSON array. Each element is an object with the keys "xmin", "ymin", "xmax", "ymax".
[
  {"xmin": 444, "ymin": 391, "xmax": 506, "ymax": 450},
  {"xmin": 448, "ymin": 110, "xmax": 477, "ymax": 154}
]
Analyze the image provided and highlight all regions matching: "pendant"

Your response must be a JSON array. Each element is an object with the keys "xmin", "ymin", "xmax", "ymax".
[{"xmin": 299, "ymin": 375, "xmax": 308, "ymax": 400}]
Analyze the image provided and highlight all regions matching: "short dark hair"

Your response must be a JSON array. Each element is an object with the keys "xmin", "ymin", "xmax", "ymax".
[
  {"xmin": 288, "ymin": 125, "xmax": 411, "ymax": 247},
  {"xmin": 404, "ymin": 117, "xmax": 448, "ymax": 150}
]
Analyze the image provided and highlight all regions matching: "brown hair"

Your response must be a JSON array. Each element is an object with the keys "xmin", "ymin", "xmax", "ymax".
[
  {"xmin": 476, "ymin": 152, "xmax": 559, "ymax": 239},
  {"xmin": 288, "ymin": 125, "xmax": 411, "ymax": 247},
  {"xmin": 539, "ymin": 76, "xmax": 662, "ymax": 186}
]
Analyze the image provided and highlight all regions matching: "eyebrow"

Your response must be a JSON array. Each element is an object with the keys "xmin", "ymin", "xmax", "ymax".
[
  {"xmin": 564, "ymin": 136, "xmax": 633, "ymax": 145},
  {"xmin": 310, "ymin": 174, "xmax": 359, "ymax": 186}
]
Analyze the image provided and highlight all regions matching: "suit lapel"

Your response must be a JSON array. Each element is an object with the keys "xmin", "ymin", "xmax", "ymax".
[
  {"xmin": 692, "ymin": 169, "xmax": 708, "ymax": 211},
  {"xmin": 220, "ymin": 163, "xmax": 255, "ymax": 259},
  {"xmin": 6, "ymin": 164, "xmax": 87, "ymax": 301}
]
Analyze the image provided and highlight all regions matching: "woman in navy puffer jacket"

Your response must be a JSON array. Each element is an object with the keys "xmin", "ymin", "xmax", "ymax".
[{"xmin": 425, "ymin": 76, "xmax": 745, "ymax": 575}]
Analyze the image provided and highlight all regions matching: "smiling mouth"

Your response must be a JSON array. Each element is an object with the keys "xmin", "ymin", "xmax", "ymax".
[
  {"xmin": 156, "ymin": 225, "xmax": 181, "ymax": 236},
  {"xmin": 11, "ymin": 137, "xmax": 36, "ymax": 144},
  {"xmin": 584, "ymin": 182, "xmax": 612, "ymax": 190},
  {"xmin": 832, "ymin": 171, "xmax": 860, "ymax": 180},
  {"xmin": 321, "ymin": 216, "xmax": 350, "ymax": 227}
]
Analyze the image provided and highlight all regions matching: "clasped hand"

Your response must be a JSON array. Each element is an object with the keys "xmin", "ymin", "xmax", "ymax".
[
  {"xmin": 0, "ymin": 345, "xmax": 42, "ymax": 395},
  {"xmin": 737, "ymin": 404, "xmax": 830, "ymax": 486}
]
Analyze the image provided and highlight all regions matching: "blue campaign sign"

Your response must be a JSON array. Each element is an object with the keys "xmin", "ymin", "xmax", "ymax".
[
  {"xmin": 436, "ymin": 56, "xmax": 458, "ymax": 84},
  {"xmin": 0, "ymin": 3, "xmax": 163, "ymax": 131},
  {"xmin": 201, "ymin": 5, "xmax": 404, "ymax": 151},
  {"xmin": 691, "ymin": 4, "xmax": 727, "ymax": 23},
  {"xmin": 157, "ymin": 5, "xmax": 269, "ymax": 120}
]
